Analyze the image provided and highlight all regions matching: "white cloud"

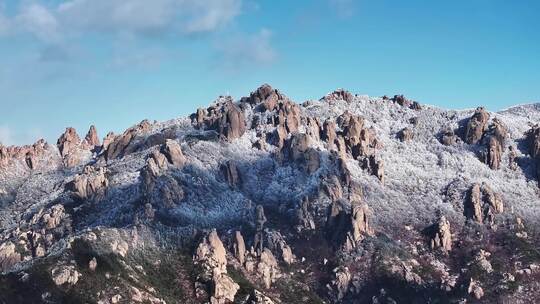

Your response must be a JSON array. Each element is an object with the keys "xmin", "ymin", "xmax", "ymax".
[
  {"xmin": 57, "ymin": 0, "xmax": 242, "ymax": 36},
  {"xmin": 216, "ymin": 28, "xmax": 277, "ymax": 69},
  {"xmin": 329, "ymin": 0, "xmax": 356, "ymax": 19},
  {"xmin": 0, "ymin": 6, "xmax": 10, "ymax": 36},
  {"xmin": 15, "ymin": 4, "xmax": 61, "ymax": 43},
  {"xmin": 0, "ymin": 0, "xmax": 242, "ymax": 40}
]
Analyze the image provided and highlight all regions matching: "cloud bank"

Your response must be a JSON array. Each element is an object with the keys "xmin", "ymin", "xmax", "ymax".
[{"xmin": 2, "ymin": 0, "xmax": 242, "ymax": 41}]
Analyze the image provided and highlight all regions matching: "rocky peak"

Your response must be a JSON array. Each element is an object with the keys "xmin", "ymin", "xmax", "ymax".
[
  {"xmin": 193, "ymin": 99, "xmax": 247, "ymax": 141},
  {"xmin": 241, "ymin": 84, "xmax": 286, "ymax": 112},
  {"xmin": 104, "ymin": 120, "xmax": 152, "ymax": 160},
  {"xmin": 82, "ymin": 125, "xmax": 100, "ymax": 149},
  {"xmin": 324, "ymin": 89, "xmax": 354, "ymax": 103},
  {"xmin": 464, "ymin": 107, "xmax": 490, "ymax": 144}
]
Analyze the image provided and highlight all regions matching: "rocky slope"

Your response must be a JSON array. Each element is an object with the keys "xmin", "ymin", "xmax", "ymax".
[{"xmin": 1, "ymin": 85, "xmax": 540, "ymax": 303}]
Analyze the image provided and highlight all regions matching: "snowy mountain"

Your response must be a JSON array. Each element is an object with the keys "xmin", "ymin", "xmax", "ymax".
[{"xmin": 1, "ymin": 85, "xmax": 540, "ymax": 303}]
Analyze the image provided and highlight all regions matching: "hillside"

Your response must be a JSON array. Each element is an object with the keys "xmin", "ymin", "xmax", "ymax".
[{"xmin": 1, "ymin": 85, "xmax": 540, "ymax": 303}]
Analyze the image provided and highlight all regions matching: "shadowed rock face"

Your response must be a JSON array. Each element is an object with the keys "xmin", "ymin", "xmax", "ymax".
[{"xmin": 220, "ymin": 160, "xmax": 240, "ymax": 188}]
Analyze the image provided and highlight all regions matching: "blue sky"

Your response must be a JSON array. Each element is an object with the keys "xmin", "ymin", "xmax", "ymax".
[{"xmin": 0, "ymin": 0, "xmax": 538, "ymax": 145}]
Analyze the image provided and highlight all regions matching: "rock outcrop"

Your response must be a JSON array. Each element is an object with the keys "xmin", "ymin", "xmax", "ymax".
[
  {"xmin": 327, "ymin": 266, "xmax": 352, "ymax": 301},
  {"xmin": 104, "ymin": 120, "xmax": 152, "ymax": 160},
  {"xmin": 193, "ymin": 99, "xmax": 247, "ymax": 141},
  {"xmin": 51, "ymin": 265, "xmax": 81, "ymax": 286},
  {"xmin": 483, "ymin": 118, "xmax": 508, "ymax": 170},
  {"xmin": 526, "ymin": 125, "xmax": 540, "ymax": 184},
  {"xmin": 220, "ymin": 160, "xmax": 240, "ymax": 188},
  {"xmin": 398, "ymin": 127, "xmax": 414, "ymax": 142},
  {"xmin": 324, "ymin": 89, "xmax": 354, "ymax": 103},
  {"xmin": 344, "ymin": 203, "xmax": 373, "ymax": 252},
  {"xmin": 161, "ymin": 139, "xmax": 185, "ymax": 168},
  {"xmin": 233, "ymin": 231, "xmax": 246, "ymax": 265},
  {"xmin": 257, "ymin": 248, "xmax": 280, "ymax": 289},
  {"xmin": 283, "ymin": 133, "xmax": 320, "ymax": 173},
  {"xmin": 254, "ymin": 205, "xmax": 267, "ymax": 255},
  {"xmin": 464, "ymin": 107, "xmax": 490, "ymax": 144},
  {"xmin": 441, "ymin": 127, "xmax": 459, "ymax": 146},
  {"xmin": 194, "ymin": 230, "xmax": 239, "ymax": 304},
  {"xmin": 140, "ymin": 150, "xmax": 184, "ymax": 208},
  {"xmin": 0, "ymin": 242, "xmax": 21, "ymax": 272},
  {"xmin": 265, "ymin": 231, "xmax": 295, "ymax": 265},
  {"xmin": 430, "ymin": 216, "xmax": 452, "ymax": 252},
  {"xmin": 82, "ymin": 125, "xmax": 100, "ymax": 150},
  {"xmin": 67, "ymin": 166, "xmax": 108, "ymax": 200},
  {"xmin": 241, "ymin": 84, "xmax": 285, "ymax": 112},
  {"xmin": 466, "ymin": 183, "xmax": 504, "ymax": 226},
  {"xmin": 0, "ymin": 139, "xmax": 53, "ymax": 170},
  {"xmin": 295, "ymin": 196, "xmax": 316, "ymax": 232}
]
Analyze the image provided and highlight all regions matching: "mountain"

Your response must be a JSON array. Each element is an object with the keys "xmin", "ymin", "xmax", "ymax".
[{"xmin": 1, "ymin": 84, "xmax": 540, "ymax": 304}]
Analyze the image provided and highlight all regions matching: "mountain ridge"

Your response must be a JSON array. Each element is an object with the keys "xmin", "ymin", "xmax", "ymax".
[{"xmin": 1, "ymin": 84, "xmax": 540, "ymax": 303}]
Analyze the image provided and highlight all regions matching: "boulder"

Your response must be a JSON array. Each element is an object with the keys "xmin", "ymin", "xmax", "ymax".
[
  {"xmin": 326, "ymin": 199, "xmax": 349, "ymax": 246},
  {"xmin": 468, "ymin": 279, "xmax": 484, "ymax": 300},
  {"xmin": 322, "ymin": 119, "xmax": 337, "ymax": 150},
  {"xmin": 161, "ymin": 140, "xmax": 185, "ymax": 167},
  {"xmin": 277, "ymin": 100, "xmax": 301, "ymax": 134},
  {"xmin": 305, "ymin": 117, "xmax": 321, "ymax": 142},
  {"xmin": 441, "ymin": 127, "xmax": 459, "ymax": 146},
  {"xmin": 508, "ymin": 146, "xmax": 518, "ymax": 170},
  {"xmin": 211, "ymin": 272, "xmax": 239, "ymax": 304},
  {"xmin": 51, "ymin": 265, "xmax": 81, "ymax": 286},
  {"xmin": 398, "ymin": 127, "xmax": 414, "ymax": 142},
  {"xmin": 392, "ymin": 95, "xmax": 411, "ymax": 107}
]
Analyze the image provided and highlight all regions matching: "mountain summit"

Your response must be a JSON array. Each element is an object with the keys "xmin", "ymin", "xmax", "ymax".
[{"xmin": 1, "ymin": 85, "xmax": 540, "ymax": 303}]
